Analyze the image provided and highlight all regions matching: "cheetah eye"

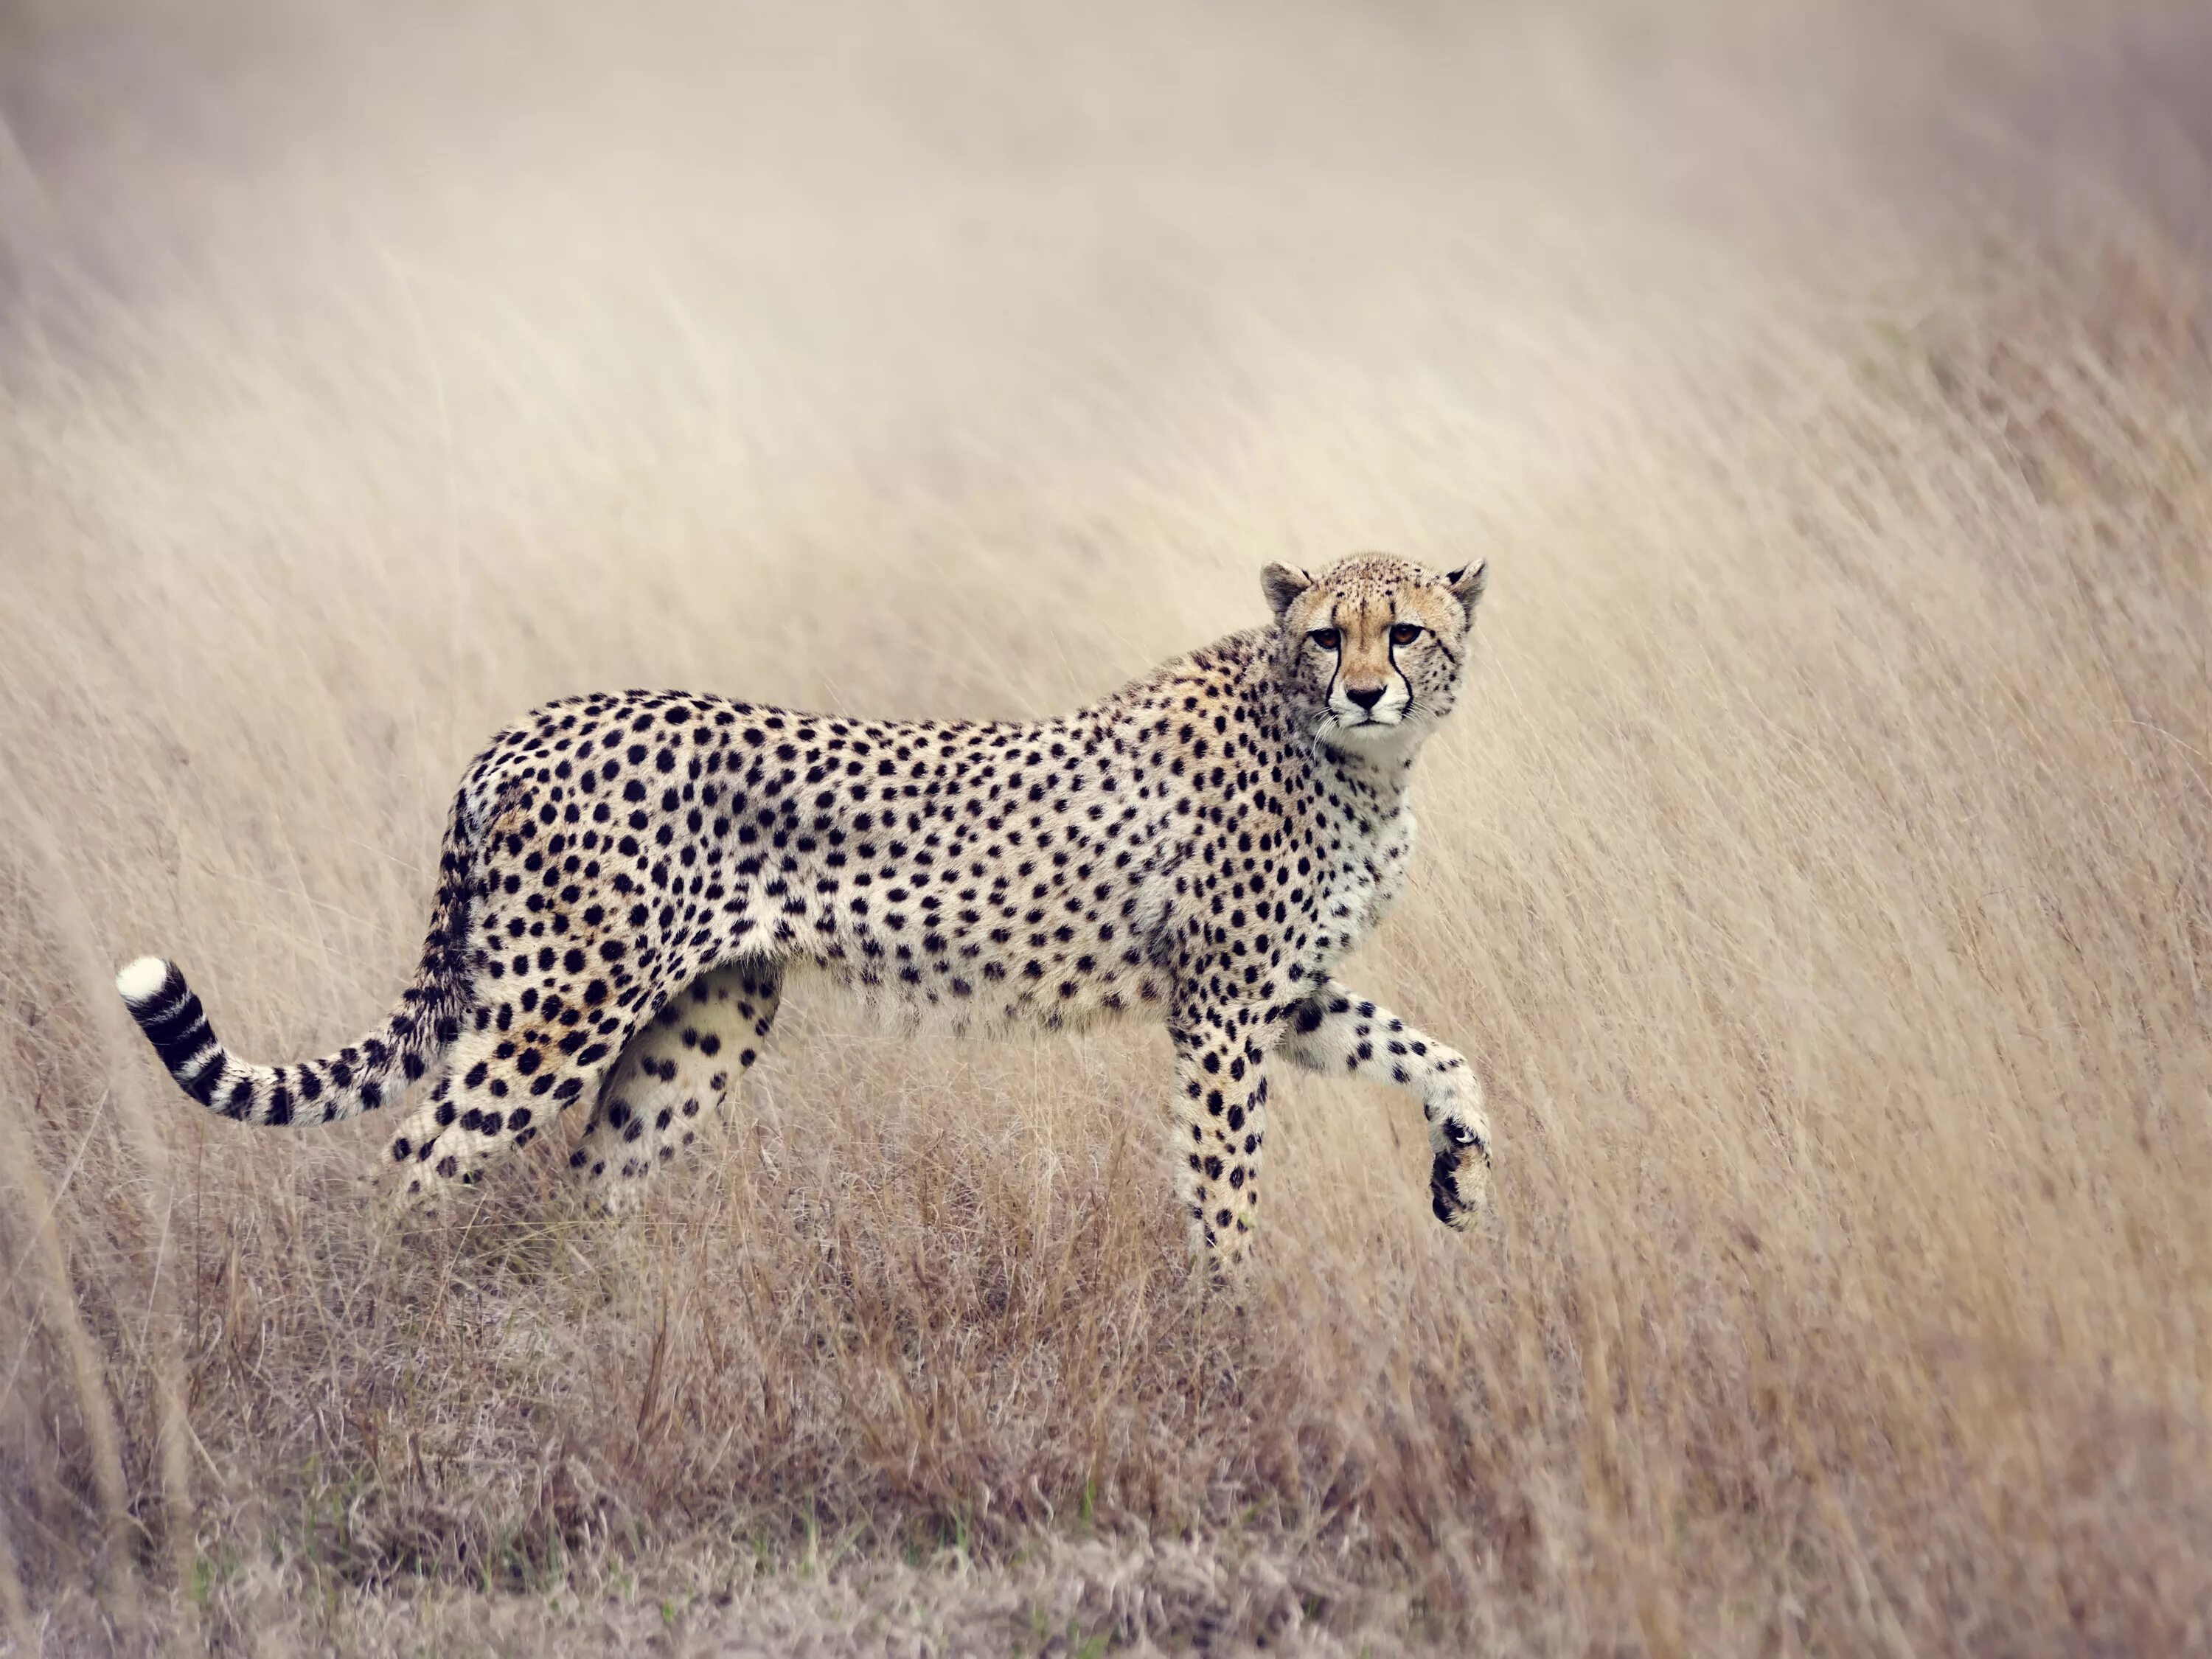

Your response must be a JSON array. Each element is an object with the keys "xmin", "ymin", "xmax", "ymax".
[
  {"xmin": 1390, "ymin": 623, "xmax": 1423, "ymax": 647},
  {"xmin": 1309, "ymin": 628, "xmax": 1341, "ymax": 651}
]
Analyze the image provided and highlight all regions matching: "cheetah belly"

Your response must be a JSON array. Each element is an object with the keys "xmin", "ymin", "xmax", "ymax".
[{"xmin": 799, "ymin": 925, "xmax": 1170, "ymax": 1041}]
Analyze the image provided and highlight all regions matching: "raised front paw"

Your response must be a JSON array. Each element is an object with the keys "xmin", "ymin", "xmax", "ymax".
[{"xmin": 1427, "ymin": 1089, "xmax": 1492, "ymax": 1231}]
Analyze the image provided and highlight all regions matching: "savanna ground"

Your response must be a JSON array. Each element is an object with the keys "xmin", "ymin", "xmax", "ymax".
[{"xmin": 1, "ymin": 1, "xmax": 2209, "ymax": 1653}]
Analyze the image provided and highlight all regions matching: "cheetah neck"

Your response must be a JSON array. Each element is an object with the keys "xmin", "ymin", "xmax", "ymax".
[{"xmin": 1312, "ymin": 728, "xmax": 1423, "ymax": 817}]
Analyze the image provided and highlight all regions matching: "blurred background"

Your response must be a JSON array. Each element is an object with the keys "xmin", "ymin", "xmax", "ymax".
[{"xmin": 1, "ymin": 1, "xmax": 2208, "ymax": 1653}]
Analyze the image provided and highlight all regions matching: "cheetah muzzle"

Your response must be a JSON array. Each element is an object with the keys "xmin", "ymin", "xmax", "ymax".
[{"xmin": 115, "ymin": 552, "xmax": 1494, "ymax": 1273}]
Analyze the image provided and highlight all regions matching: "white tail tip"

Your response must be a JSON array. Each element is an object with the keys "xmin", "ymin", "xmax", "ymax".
[{"xmin": 116, "ymin": 956, "xmax": 172, "ymax": 1006}]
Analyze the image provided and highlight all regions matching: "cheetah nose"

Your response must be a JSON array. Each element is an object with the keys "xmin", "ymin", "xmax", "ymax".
[{"xmin": 1345, "ymin": 686, "xmax": 1384, "ymax": 710}]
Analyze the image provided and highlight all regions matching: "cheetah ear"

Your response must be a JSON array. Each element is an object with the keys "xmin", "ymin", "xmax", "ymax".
[
  {"xmin": 1261, "ymin": 563, "xmax": 1312, "ymax": 621},
  {"xmin": 1444, "ymin": 560, "xmax": 1488, "ymax": 619}
]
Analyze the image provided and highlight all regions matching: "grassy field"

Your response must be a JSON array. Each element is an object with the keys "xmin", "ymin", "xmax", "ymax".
[{"xmin": 2, "ymin": 1, "xmax": 2209, "ymax": 1652}]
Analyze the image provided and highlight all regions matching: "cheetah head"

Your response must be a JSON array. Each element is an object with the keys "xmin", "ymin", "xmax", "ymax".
[{"xmin": 1261, "ymin": 553, "xmax": 1487, "ymax": 754}]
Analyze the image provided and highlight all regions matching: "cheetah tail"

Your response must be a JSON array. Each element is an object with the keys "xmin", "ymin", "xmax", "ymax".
[{"xmin": 114, "ymin": 789, "xmax": 478, "ymax": 1128}]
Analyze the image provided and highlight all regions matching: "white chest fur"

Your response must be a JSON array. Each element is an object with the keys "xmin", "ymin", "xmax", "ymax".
[{"xmin": 1321, "ymin": 807, "xmax": 1415, "ymax": 945}]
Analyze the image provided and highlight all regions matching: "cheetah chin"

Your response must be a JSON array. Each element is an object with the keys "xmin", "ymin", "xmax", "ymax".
[{"xmin": 116, "ymin": 552, "xmax": 1492, "ymax": 1272}]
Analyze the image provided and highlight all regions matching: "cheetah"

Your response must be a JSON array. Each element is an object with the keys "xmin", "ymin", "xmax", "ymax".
[{"xmin": 115, "ymin": 553, "xmax": 1492, "ymax": 1269}]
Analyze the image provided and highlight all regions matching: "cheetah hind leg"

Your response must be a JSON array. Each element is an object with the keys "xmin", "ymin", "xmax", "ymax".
[
  {"xmin": 386, "ymin": 1016, "xmax": 619, "ymax": 1211},
  {"xmin": 569, "ymin": 957, "xmax": 785, "ymax": 1210}
]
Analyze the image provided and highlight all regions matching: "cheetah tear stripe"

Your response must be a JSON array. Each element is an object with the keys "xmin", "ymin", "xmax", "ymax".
[{"xmin": 115, "ymin": 552, "xmax": 1492, "ymax": 1267}]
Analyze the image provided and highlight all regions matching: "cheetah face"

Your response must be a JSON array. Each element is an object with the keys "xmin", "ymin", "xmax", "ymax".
[{"xmin": 1261, "ymin": 554, "xmax": 1487, "ymax": 753}]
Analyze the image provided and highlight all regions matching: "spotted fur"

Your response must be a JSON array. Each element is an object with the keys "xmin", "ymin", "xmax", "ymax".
[{"xmin": 117, "ymin": 553, "xmax": 1492, "ymax": 1268}]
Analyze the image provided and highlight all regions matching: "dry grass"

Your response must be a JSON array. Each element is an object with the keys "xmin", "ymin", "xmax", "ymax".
[{"xmin": 3, "ymin": 0, "xmax": 2210, "ymax": 1652}]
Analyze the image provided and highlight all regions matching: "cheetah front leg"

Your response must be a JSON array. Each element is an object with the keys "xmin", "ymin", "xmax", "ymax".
[
  {"xmin": 568, "ymin": 957, "xmax": 784, "ymax": 1208},
  {"xmin": 1280, "ymin": 978, "xmax": 1490, "ymax": 1229},
  {"xmin": 1167, "ymin": 1009, "xmax": 1279, "ymax": 1274}
]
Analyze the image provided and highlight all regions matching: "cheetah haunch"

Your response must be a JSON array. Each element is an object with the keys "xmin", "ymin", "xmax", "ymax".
[{"xmin": 117, "ymin": 554, "xmax": 1492, "ymax": 1269}]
